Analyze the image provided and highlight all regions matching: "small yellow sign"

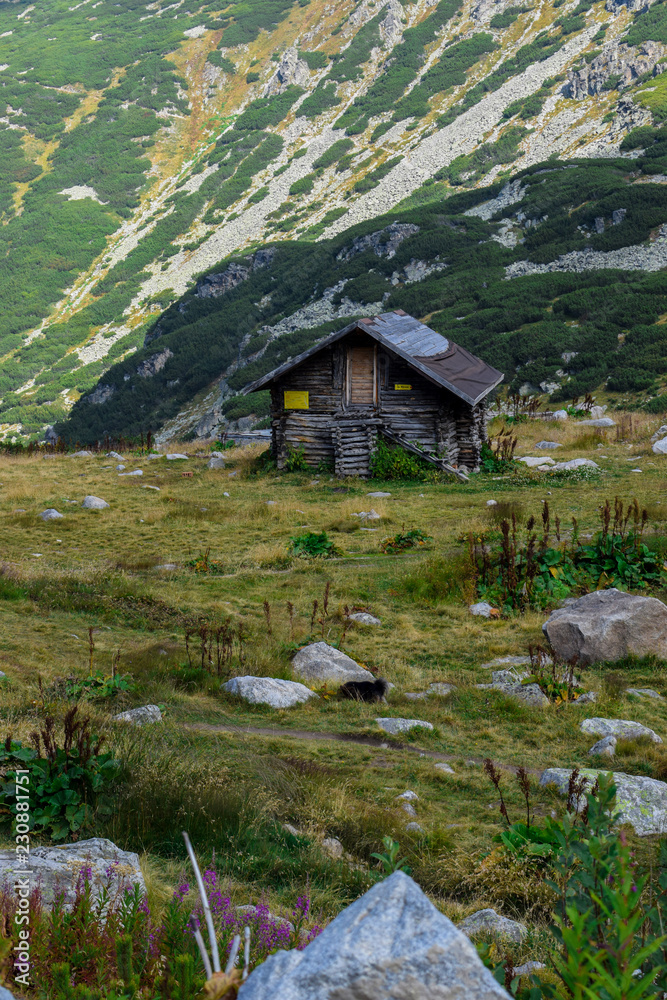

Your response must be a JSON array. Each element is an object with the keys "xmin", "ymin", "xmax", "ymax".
[
  {"xmin": 284, "ymin": 390, "xmax": 309, "ymax": 410},
  {"xmin": 394, "ymin": 384, "xmax": 412, "ymax": 391}
]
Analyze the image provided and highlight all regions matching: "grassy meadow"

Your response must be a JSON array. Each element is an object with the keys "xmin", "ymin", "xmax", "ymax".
[{"xmin": 3, "ymin": 412, "xmax": 667, "ymax": 962}]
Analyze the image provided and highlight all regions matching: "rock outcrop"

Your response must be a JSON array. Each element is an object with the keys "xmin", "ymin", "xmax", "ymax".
[
  {"xmin": 336, "ymin": 222, "xmax": 420, "ymax": 262},
  {"xmin": 136, "ymin": 348, "xmax": 173, "ymax": 378},
  {"xmin": 238, "ymin": 870, "xmax": 511, "ymax": 999},
  {"xmin": 264, "ymin": 47, "xmax": 311, "ymax": 96},
  {"xmin": 540, "ymin": 768, "xmax": 667, "ymax": 836},
  {"xmin": 566, "ymin": 41, "xmax": 667, "ymax": 99},
  {"xmin": 195, "ymin": 249, "xmax": 275, "ymax": 300}
]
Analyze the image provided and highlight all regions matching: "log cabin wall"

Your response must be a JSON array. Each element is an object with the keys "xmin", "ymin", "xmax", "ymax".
[{"xmin": 270, "ymin": 347, "xmax": 341, "ymax": 469}]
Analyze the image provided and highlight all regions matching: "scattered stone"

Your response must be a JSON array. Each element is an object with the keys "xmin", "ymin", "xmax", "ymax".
[
  {"xmin": 514, "ymin": 962, "xmax": 546, "ymax": 977},
  {"xmin": 535, "ymin": 441, "xmax": 562, "ymax": 449},
  {"xmin": 492, "ymin": 668, "xmax": 528, "ymax": 684},
  {"xmin": 266, "ymin": 500, "xmax": 277, "ymax": 505},
  {"xmin": 651, "ymin": 425, "xmax": 667, "ymax": 442},
  {"xmin": 207, "ymin": 456, "xmax": 226, "ymax": 469},
  {"xmin": 376, "ymin": 718, "xmax": 434, "ymax": 735},
  {"xmin": 143, "ymin": 485, "xmax": 161, "ymax": 491},
  {"xmin": 405, "ymin": 692, "xmax": 428, "ymax": 701},
  {"xmin": 69, "ymin": 450, "xmax": 93, "ymax": 458},
  {"xmin": 653, "ymin": 437, "xmax": 667, "ymax": 455},
  {"xmin": 540, "ymin": 768, "xmax": 667, "ymax": 836},
  {"xmin": 0, "ymin": 838, "xmax": 145, "ymax": 909},
  {"xmin": 283, "ymin": 823, "xmax": 300, "ymax": 837},
  {"xmin": 544, "ymin": 588, "xmax": 667, "ymax": 664},
  {"xmin": 588, "ymin": 735, "xmax": 617, "ymax": 757},
  {"xmin": 107, "ymin": 451, "xmax": 123, "ymax": 460},
  {"xmin": 459, "ymin": 909, "xmax": 527, "ymax": 944},
  {"xmin": 578, "ymin": 417, "xmax": 616, "ymax": 427},
  {"xmin": 435, "ymin": 762, "xmax": 455, "ymax": 773},
  {"xmin": 366, "ymin": 491, "xmax": 391, "ymax": 498},
  {"xmin": 0, "ymin": 671, "xmax": 6, "ymax": 681},
  {"xmin": 81, "ymin": 496, "xmax": 109, "ymax": 510},
  {"xmin": 486, "ymin": 499, "xmax": 498, "ymax": 506},
  {"xmin": 39, "ymin": 509, "xmax": 63, "ymax": 521},
  {"xmin": 292, "ymin": 642, "xmax": 373, "ymax": 684},
  {"xmin": 469, "ymin": 601, "xmax": 497, "ymax": 618},
  {"xmin": 154, "ymin": 563, "xmax": 177, "ymax": 571},
  {"xmin": 497, "ymin": 682, "xmax": 549, "ymax": 707},
  {"xmin": 347, "ymin": 612, "xmax": 381, "ymax": 625},
  {"xmin": 627, "ymin": 687, "xmax": 664, "ymax": 699},
  {"xmin": 401, "ymin": 802, "xmax": 417, "ymax": 817},
  {"xmin": 551, "ymin": 458, "xmax": 599, "ymax": 471},
  {"xmin": 237, "ymin": 871, "xmax": 510, "ymax": 1000},
  {"xmin": 118, "ymin": 469, "xmax": 143, "ymax": 477},
  {"xmin": 166, "ymin": 453, "xmax": 188, "ymax": 460},
  {"xmin": 112, "ymin": 705, "xmax": 162, "ymax": 725},
  {"xmin": 517, "ymin": 456, "xmax": 555, "ymax": 467},
  {"xmin": 351, "ymin": 508, "xmax": 381, "ymax": 520},
  {"xmin": 397, "ymin": 790, "xmax": 419, "ymax": 801},
  {"xmin": 405, "ymin": 822, "xmax": 424, "ymax": 833},
  {"xmin": 552, "ymin": 410, "xmax": 568, "ymax": 421},
  {"xmin": 116, "ymin": 464, "xmax": 125, "ymax": 471},
  {"xmin": 428, "ymin": 682, "xmax": 455, "ymax": 696},
  {"xmin": 223, "ymin": 676, "xmax": 317, "ymax": 708},
  {"xmin": 580, "ymin": 717, "xmax": 662, "ymax": 744},
  {"xmin": 573, "ymin": 691, "xmax": 597, "ymax": 704},
  {"xmin": 321, "ymin": 837, "xmax": 344, "ymax": 860}
]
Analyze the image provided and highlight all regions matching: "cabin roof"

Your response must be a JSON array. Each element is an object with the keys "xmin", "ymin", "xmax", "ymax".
[{"xmin": 243, "ymin": 310, "xmax": 503, "ymax": 406}]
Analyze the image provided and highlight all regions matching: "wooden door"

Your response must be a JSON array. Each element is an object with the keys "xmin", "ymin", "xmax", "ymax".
[{"xmin": 347, "ymin": 345, "xmax": 376, "ymax": 407}]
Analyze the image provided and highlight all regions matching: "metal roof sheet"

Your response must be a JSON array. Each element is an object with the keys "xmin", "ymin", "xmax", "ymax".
[{"xmin": 361, "ymin": 311, "xmax": 449, "ymax": 357}]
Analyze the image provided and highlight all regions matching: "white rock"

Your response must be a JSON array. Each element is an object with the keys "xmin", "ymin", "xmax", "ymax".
[
  {"xmin": 551, "ymin": 458, "xmax": 599, "ymax": 471},
  {"xmin": 367, "ymin": 491, "xmax": 391, "ymax": 498},
  {"xmin": 540, "ymin": 768, "xmax": 667, "ymax": 836},
  {"xmin": 223, "ymin": 676, "xmax": 317, "ymax": 708},
  {"xmin": 651, "ymin": 426, "xmax": 667, "ymax": 442},
  {"xmin": 292, "ymin": 642, "xmax": 373, "ymax": 684},
  {"xmin": 517, "ymin": 456, "xmax": 555, "ymax": 467},
  {"xmin": 435, "ymin": 762, "xmax": 455, "ymax": 773},
  {"xmin": 405, "ymin": 822, "xmax": 424, "ymax": 833},
  {"xmin": 428, "ymin": 682, "xmax": 455, "ymax": 696},
  {"xmin": 580, "ymin": 717, "xmax": 662, "ymax": 744},
  {"xmin": 535, "ymin": 441, "xmax": 562, "ymax": 449},
  {"xmin": 113, "ymin": 704, "xmax": 162, "ymax": 725},
  {"xmin": 207, "ymin": 456, "xmax": 226, "ymax": 469},
  {"xmin": 514, "ymin": 962, "xmax": 546, "ymax": 977},
  {"xmin": 107, "ymin": 451, "xmax": 123, "ymax": 460},
  {"xmin": 627, "ymin": 687, "xmax": 664, "ymax": 699},
  {"xmin": 401, "ymin": 802, "xmax": 417, "ymax": 816},
  {"xmin": 116, "ymin": 464, "xmax": 125, "ymax": 471},
  {"xmin": 552, "ymin": 410, "xmax": 568, "ymax": 421},
  {"xmin": 588, "ymin": 735, "xmax": 617, "ymax": 757},
  {"xmin": 574, "ymin": 690, "xmax": 597, "ymax": 704},
  {"xmin": 469, "ymin": 602, "xmax": 496, "ymax": 618},
  {"xmin": 376, "ymin": 718, "xmax": 433, "ymax": 735},
  {"xmin": 166, "ymin": 453, "xmax": 188, "ymax": 460},
  {"xmin": 118, "ymin": 469, "xmax": 143, "ymax": 477},
  {"xmin": 143, "ymin": 485, "xmax": 161, "ymax": 490},
  {"xmin": 459, "ymin": 909, "xmax": 527, "ymax": 944},
  {"xmin": 486, "ymin": 499, "xmax": 498, "ymax": 506},
  {"xmin": 321, "ymin": 837, "xmax": 344, "ymax": 859},
  {"xmin": 347, "ymin": 612, "xmax": 381, "ymax": 625},
  {"xmin": 0, "ymin": 838, "xmax": 145, "ymax": 909},
  {"xmin": 69, "ymin": 450, "xmax": 93, "ymax": 457},
  {"xmin": 237, "ymin": 871, "xmax": 510, "ymax": 1000},
  {"xmin": 397, "ymin": 790, "xmax": 419, "ymax": 801},
  {"xmin": 578, "ymin": 417, "xmax": 616, "ymax": 427},
  {"xmin": 82, "ymin": 495, "xmax": 109, "ymax": 510},
  {"xmin": 39, "ymin": 508, "xmax": 63, "ymax": 520},
  {"xmin": 653, "ymin": 437, "xmax": 667, "ymax": 455}
]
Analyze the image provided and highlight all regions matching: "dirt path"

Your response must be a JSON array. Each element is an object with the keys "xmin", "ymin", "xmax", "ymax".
[{"xmin": 183, "ymin": 721, "xmax": 543, "ymax": 776}]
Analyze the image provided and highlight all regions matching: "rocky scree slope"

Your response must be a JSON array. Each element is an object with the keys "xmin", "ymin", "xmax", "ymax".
[
  {"xmin": 3, "ymin": 0, "xmax": 667, "ymax": 437},
  {"xmin": 60, "ymin": 150, "xmax": 667, "ymax": 445}
]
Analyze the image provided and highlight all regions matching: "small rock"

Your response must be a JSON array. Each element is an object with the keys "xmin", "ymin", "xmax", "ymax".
[
  {"xmin": 578, "ymin": 417, "xmax": 616, "ymax": 428},
  {"xmin": 486, "ymin": 499, "xmax": 498, "ymax": 506},
  {"xmin": 283, "ymin": 823, "xmax": 300, "ymax": 836},
  {"xmin": 82, "ymin": 495, "xmax": 109, "ymax": 510},
  {"xmin": 113, "ymin": 705, "xmax": 162, "ymax": 725},
  {"xmin": 405, "ymin": 822, "xmax": 424, "ymax": 833},
  {"xmin": 580, "ymin": 717, "xmax": 662, "ymax": 744},
  {"xmin": 469, "ymin": 601, "xmax": 497, "ymax": 618},
  {"xmin": 514, "ymin": 962, "xmax": 546, "ymax": 977},
  {"xmin": 517, "ymin": 456, "xmax": 555, "ymax": 467},
  {"xmin": 401, "ymin": 802, "xmax": 417, "ymax": 817},
  {"xmin": 551, "ymin": 410, "xmax": 568, "ymax": 421},
  {"xmin": 154, "ymin": 563, "xmax": 177, "ymax": 571},
  {"xmin": 69, "ymin": 450, "xmax": 93, "ymax": 458},
  {"xmin": 210, "ymin": 451, "xmax": 226, "ymax": 458},
  {"xmin": 428, "ymin": 682, "xmax": 455, "ymax": 696},
  {"xmin": 322, "ymin": 837, "xmax": 344, "ymax": 859},
  {"xmin": 459, "ymin": 908, "xmax": 527, "ymax": 944},
  {"xmin": 405, "ymin": 692, "xmax": 428, "ymax": 701},
  {"xmin": 118, "ymin": 469, "xmax": 143, "ymax": 477},
  {"xmin": 627, "ymin": 687, "xmax": 664, "ymax": 699},
  {"xmin": 651, "ymin": 425, "xmax": 667, "ymax": 442},
  {"xmin": 223, "ymin": 491, "xmax": 230, "ymax": 497},
  {"xmin": 223, "ymin": 676, "xmax": 317, "ymax": 708},
  {"xmin": 39, "ymin": 508, "xmax": 64, "ymax": 520},
  {"xmin": 366, "ymin": 491, "xmax": 391, "ymax": 498},
  {"xmin": 492, "ymin": 669, "xmax": 528, "ymax": 684},
  {"xmin": 435, "ymin": 762, "xmax": 455, "ymax": 773},
  {"xmin": 551, "ymin": 458, "xmax": 599, "ymax": 471},
  {"xmin": 588, "ymin": 735, "xmax": 617, "ymax": 757},
  {"xmin": 0, "ymin": 671, "xmax": 6, "ymax": 681},
  {"xmin": 535, "ymin": 441, "xmax": 562, "ymax": 449},
  {"xmin": 397, "ymin": 790, "xmax": 419, "ymax": 801},
  {"xmin": 573, "ymin": 691, "xmax": 597, "ymax": 704},
  {"xmin": 116, "ymin": 464, "xmax": 125, "ymax": 471},
  {"xmin": 347, "ymin": 611, "xmax": 381, "ymax": 625},
  {"xmin": 292, "ymin": 642, "xmax": 373, "ymax": 685},
  {"xmin": 376, "ymin": 718, "xmax": 433, "ymax": 735},
  {"xmin": 166, "ymin": 453, "xmax": 188, "ymax": 460},
  {"xmin": 228, "ymin": 471, "xmax": 237, "ymax": 477},
  {"xmin": 207, "ymin": 456, "xmax": 226, "ymax": 469},
  {"xmin": 107, "ymin": 451, "xmax": 123, "ymax": 460},
  {"xmin": 143, "ymin": 484, "xmax": 160, "ymax": 490}
]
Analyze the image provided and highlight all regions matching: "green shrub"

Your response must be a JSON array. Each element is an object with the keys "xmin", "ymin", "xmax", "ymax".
[
  {"xmin": 370, "ymin": 439, "xmax": 432, "ymax": 480},
  {"xmin": 380, "ymin": 528, "xmax": 432, "ymax": 554},
  {"xmin": 288, "ymin": 531, "xmax": 338, "ymax": 557},
  {"xmin": 300, "ymin": 49, "xmax": 328, "ymax": 70},
  {"xmin": 289, "ymin": 173, "xmax": 317, "ymax": 196},
  {"xmin": 246, "ymin": 71, "xmax": 261, "ymax": 83}
]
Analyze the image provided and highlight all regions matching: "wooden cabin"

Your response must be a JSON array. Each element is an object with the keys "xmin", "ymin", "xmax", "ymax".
[{"xmin": 243, "ymin": 310, "xmax": 503, "ymax": 478}]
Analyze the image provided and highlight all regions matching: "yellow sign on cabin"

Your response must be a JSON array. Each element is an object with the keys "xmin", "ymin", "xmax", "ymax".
[
  {"xmin": 394, "ymin": 384, "xmax": 412, "ymax": 391},
  {"xmin": 284, "ymin": 390, "xmax": 309, "ymax": 410}
]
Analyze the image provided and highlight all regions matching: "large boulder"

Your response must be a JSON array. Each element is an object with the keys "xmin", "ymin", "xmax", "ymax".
[
  {"xmin": 223, "ymin": 676, "xmax": 317, "ymax": 708},
  {"xmin": 292, "ymin": 642, "xmax": 374, "ymax": 685},
  {"xmin": 237, "ymin": 870, "xmax": 510, "ymax": 1000},
  {"xmin": 82, "ymin": 495, "xmax": 109, "ymax": 510},
  {"xmin": 580, "ymin": 717, "xmax": 662, "ymax": 744},
  {"xmin": 540, "ymin": 768, "xmax": 667, "ymax": 836},
  {"xmin": 543, "ymin": 588, "xmax": 667, "ymax": 664},
  {"xmin": 0, "ymin": 838, "xmax": 145, "ymax": 908},
  {"xmin": 112, "ymin": 704, "xmax": 162, "ymax": 725}
]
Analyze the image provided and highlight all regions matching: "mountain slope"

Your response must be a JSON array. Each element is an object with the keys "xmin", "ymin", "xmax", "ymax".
[{"xmin": 3, "ymin": 0, "xmax": 667, "ymax": 438}]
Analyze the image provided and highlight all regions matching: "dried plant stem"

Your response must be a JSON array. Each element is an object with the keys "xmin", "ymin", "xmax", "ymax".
[{"xmin": 182, "ymin": 831, "xmax": 221, "ymax": 974}]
